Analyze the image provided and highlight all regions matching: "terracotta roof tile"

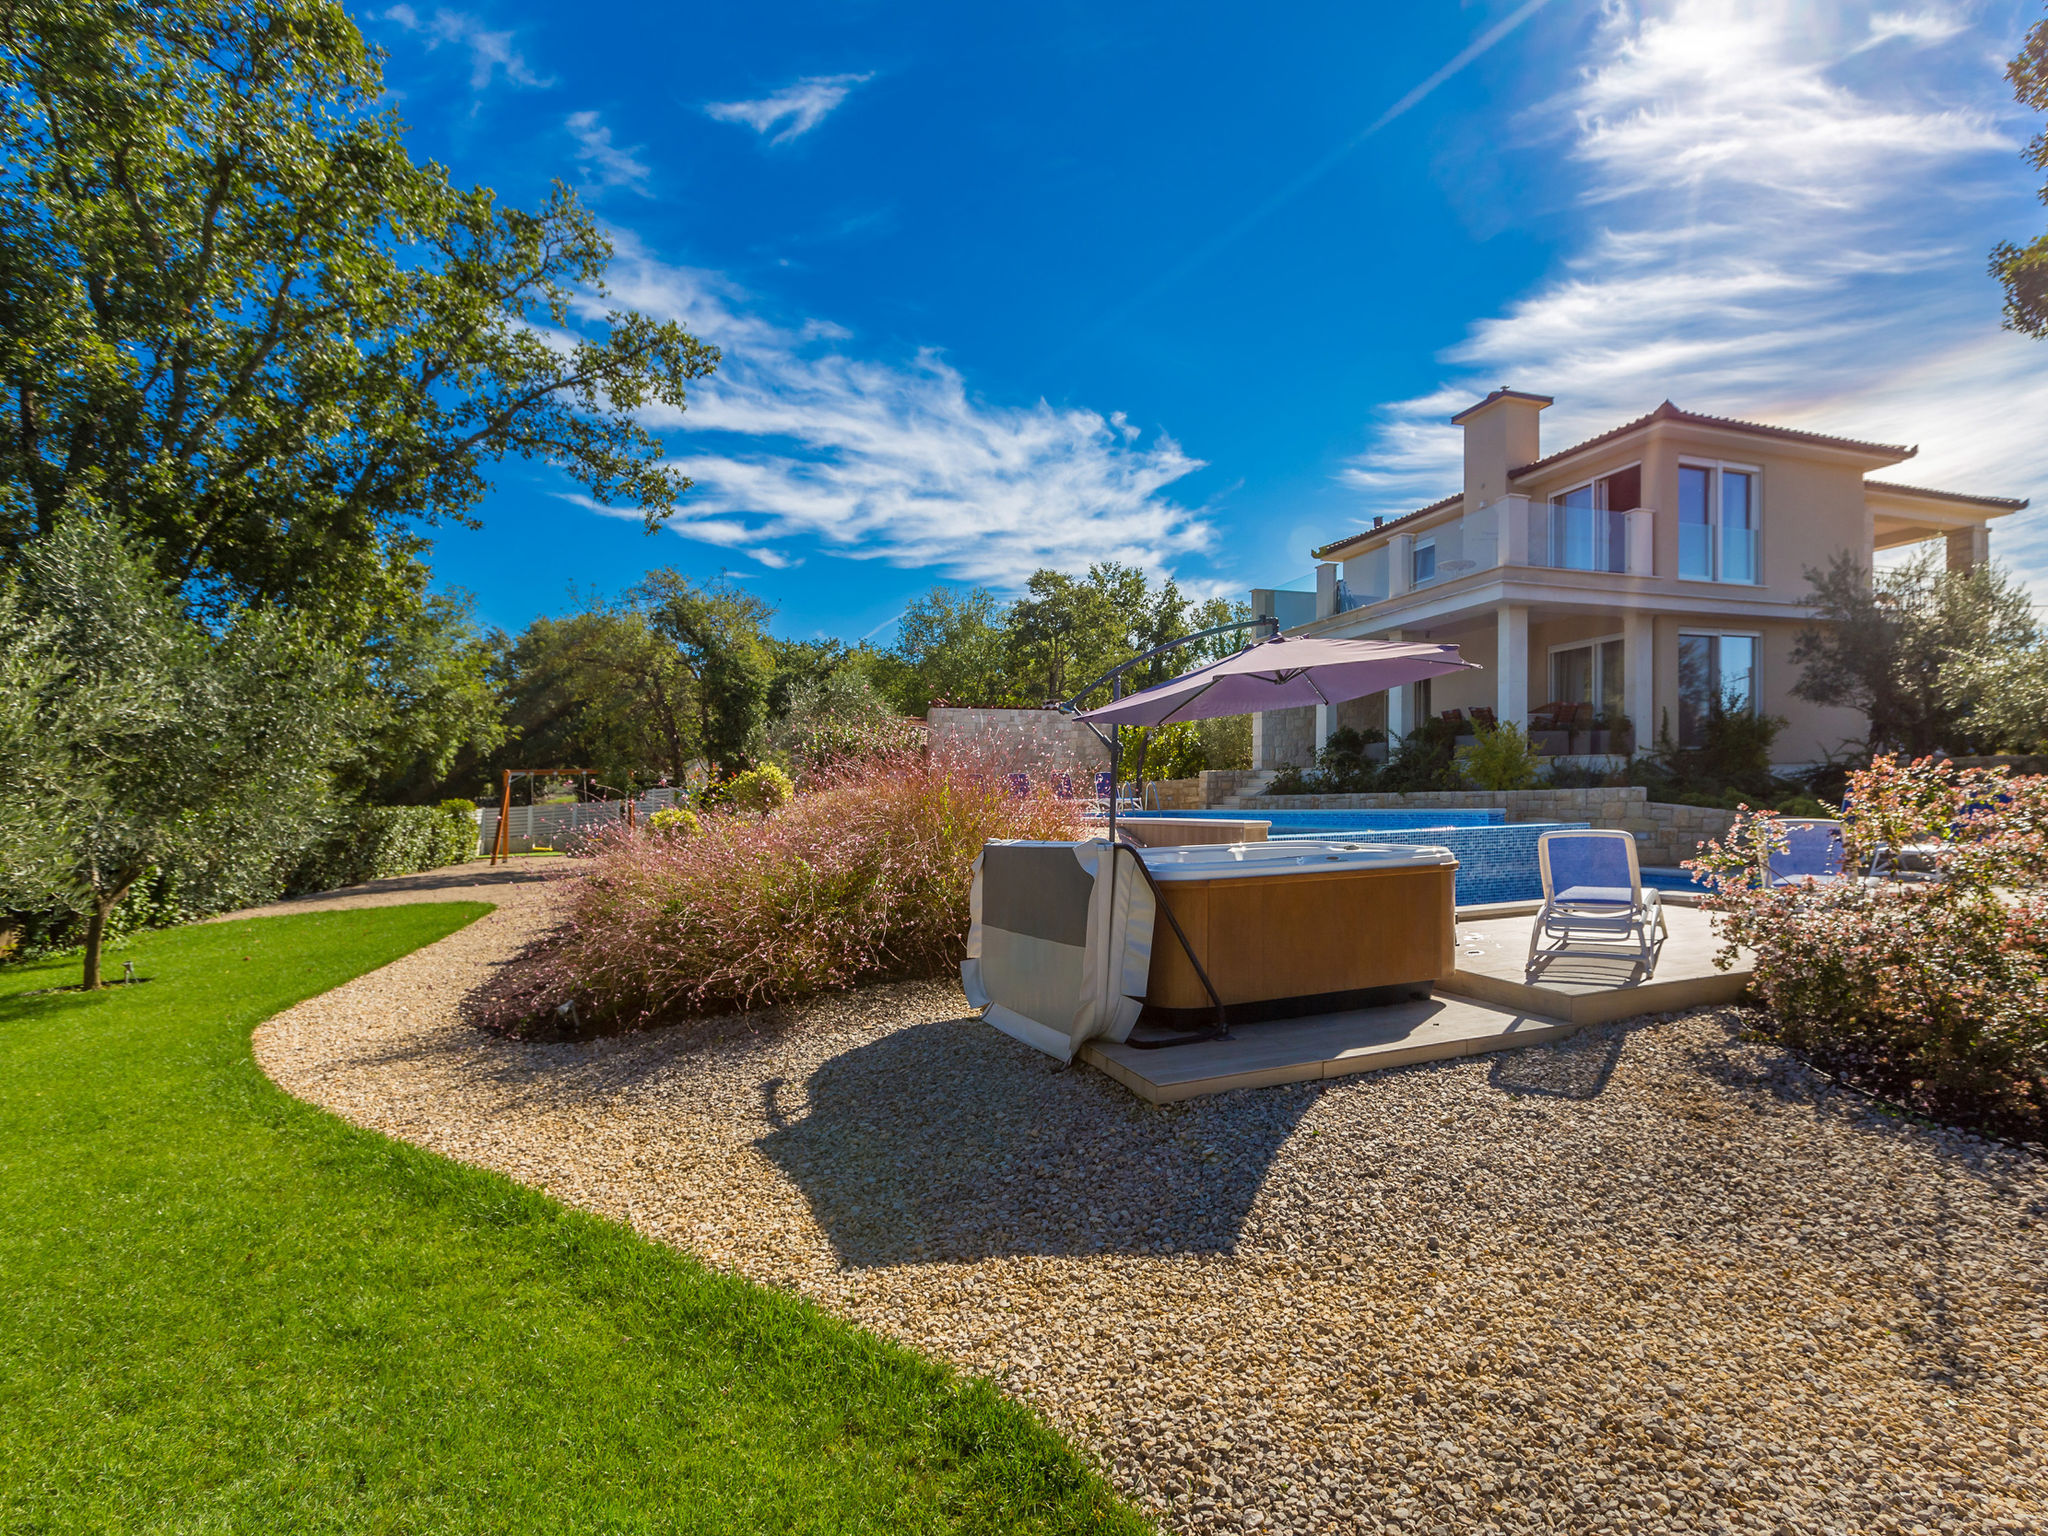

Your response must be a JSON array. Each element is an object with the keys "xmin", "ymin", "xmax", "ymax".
[
  {"xmin": 1508, "ymin": 400, "xmax": 1914, "ymax": 482},
  {"xmin": 1863, "ymin": 479, "xmax": 2028, "ymax": 512},
  {"xmin": 1310, "ymin": 492, "xmax": 1461, "ymax": 560},
  {"xmin": 1312, "ymin": 402, "xmax": 1985, "ymax": 566}
]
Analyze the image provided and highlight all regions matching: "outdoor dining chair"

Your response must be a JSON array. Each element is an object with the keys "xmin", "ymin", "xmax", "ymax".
[{"xmin": 1527, "ymin": 828, "xmax": 1667, "ymax": 972}]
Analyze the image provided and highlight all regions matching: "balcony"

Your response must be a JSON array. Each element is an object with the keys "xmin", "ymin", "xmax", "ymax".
[
  {"xmin": 1526, "ymin": 502, "xmax": 1630, "ymax": 574},
  {"xmin": 1679, "ymin": 523, "xmax": 1758, "ymax": 584},
  {"xmin": 1307, "ymin": 495, "xmax": 1659, "ymax": 621}
]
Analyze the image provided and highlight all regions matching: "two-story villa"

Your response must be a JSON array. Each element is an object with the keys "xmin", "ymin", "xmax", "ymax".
[{"xmin": 1250, "ymin": 390, "xmax": 2029, "ymax": 770}]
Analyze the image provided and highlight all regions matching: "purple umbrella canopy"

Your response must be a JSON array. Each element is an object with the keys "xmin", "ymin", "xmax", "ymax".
[{"xmin": 1075, "ymin": 635, "xmax": 1481, "ymax": 727}]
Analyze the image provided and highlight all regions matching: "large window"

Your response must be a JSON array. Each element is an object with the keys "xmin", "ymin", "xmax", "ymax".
[
  {"xmin": 1679, "ymin": 463, "xmax": 1759, "ymax": 583},
  {"xmin": 1544, "ymin": 463, "xmax": 1639, "ymax": 572},
  {"xmin": 1677, "ymin": 632, "xmax": 1757, "ymax": 747},
  {"xmin": 1548, "ymin": 637, "xmax": 1625, "ymax": 720},
  {"xmin": 1412, "ymin": 538, "xmax": 1436, "ymax": 584}
]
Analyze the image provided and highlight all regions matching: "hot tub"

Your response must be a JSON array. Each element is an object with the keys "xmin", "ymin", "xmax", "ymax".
[{"xmin": 1136, "ymin": 840, "xmax": 1458, "ymax": 1027}]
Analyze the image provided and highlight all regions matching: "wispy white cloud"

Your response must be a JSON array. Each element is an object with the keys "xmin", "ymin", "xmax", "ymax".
[
  {"xmin": 1859, "ymin": 7, "xmax": 1971, "ymax": 49},
  {"xmin": 564, "ymin": 243, "xmax": 1212, "ymax": 586},
  {"xmin": 565, "ymin": 111, "xmax": 651, "ymax": 193},
  {"xmin": 1339, "ymin": 0, "xmax": 2048, "ymax": 589},
  {"xmin": 705, "ymin": 73, "xmax": 874, "ymax": 144},
  {"xmin": 381, "ymin": 6, "xmax": 551, "ymax": 91},
  {"xmin": 1370, "ymin": 0, "xmax": 1557, "ymax": 134}
]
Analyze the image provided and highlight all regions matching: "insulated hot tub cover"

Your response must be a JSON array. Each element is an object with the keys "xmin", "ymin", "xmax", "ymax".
[{"xmin": 963, "ymin": 839, "xmax": 1157, "ymax": 1062}]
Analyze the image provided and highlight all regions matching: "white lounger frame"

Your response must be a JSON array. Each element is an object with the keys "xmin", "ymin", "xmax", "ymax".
[{"xmin": 1526, "ymin": 828, "xmax": 1668, "ymax": 972}]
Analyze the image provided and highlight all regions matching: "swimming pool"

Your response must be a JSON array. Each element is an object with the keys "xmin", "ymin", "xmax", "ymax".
[
  {"xmin": 1640, "ymin": 865, "xmax": 1708, "ymax": 893},
  {"xmin": 1116, "ymin": 810, "xmax": 1580, "ymax": 905},
  {"xmin": 1129, "ymin": 807, "xmax": 1506, "ymax": 831}
]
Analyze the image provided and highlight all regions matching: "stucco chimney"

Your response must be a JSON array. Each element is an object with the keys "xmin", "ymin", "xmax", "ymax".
[{"xmin": 1452, "ymin": 388, "xmax": 1552, "ymax": 511}]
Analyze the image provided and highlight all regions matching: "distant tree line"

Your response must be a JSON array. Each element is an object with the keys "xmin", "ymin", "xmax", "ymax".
[{"xmin": 446, "ymin": 562, "xmax": 1256, "ymax": 802}]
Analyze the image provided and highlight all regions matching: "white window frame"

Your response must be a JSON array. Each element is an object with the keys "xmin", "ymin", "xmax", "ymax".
[
  {"xmin": 1546, "ymin": 633, "xmax": 1626, "ymax": 714},
  {"xmin": 1547, "ymin": 459, "xmax": 1645, "ymax": 513},
  {"xmin": 1411, "ymin": 537, "xmax": 1437, "ymax": 585},
  {"xmin": 1676, "ymin": 628, "xmax": 1761, "ymax": 746},
  {"xmin": 1677, "ymin": 457, "xmax": 1763, "ymax": 585}
]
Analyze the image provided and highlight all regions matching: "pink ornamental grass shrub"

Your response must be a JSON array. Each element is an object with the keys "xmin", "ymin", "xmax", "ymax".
[
  {"xmin": 506, "ymin": 751, "xmax": 1087, "ymax": 1030},
  {"xmin": 1690, "ymin": 755, "xmax": 2048, "ymax": 1141}
]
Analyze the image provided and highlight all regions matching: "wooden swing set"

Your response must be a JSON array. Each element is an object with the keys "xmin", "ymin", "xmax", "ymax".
[{"xmin": 486, "ymin": 767, "xmax": 640, "ymax": 865}]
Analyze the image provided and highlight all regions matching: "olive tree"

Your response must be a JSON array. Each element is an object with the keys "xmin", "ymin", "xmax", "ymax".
[{"xmin": 1, "ymin": 512, "xmax": 348, "ymax": 987}]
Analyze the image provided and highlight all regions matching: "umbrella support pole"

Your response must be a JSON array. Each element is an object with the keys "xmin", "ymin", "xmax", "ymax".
[{"xmin": 1111, "ymin": 841, "xmax": 1230, "ymax": 1049}]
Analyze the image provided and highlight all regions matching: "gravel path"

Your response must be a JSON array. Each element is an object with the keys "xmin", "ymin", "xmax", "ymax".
[
  {"xmin": 207, "ymin": 855, "xmax": 561, "ymax": 922},
  {"xmin": 254, "ymin": 891, "xmax": 2048, "ymax": 1536}
]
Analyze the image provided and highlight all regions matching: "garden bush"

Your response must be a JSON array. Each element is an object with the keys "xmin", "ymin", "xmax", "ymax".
[
  {"xmin": 1691, "ymin": 755, "xmax": 2048, "ymax": 1141},
  {"xmin": 486, "ymin": 751, "xmax": 1086, "ymax": 1029},
  {"xmin": 711, "ymin": 763, "xmax": 795, "ymax": 814},
  {"xmin": 1456, "ymin": 722, "xmax": 1544, "ymax": 791},
  {"xmin": 285, "ymin": 802, "xmax": 476, "ymax": 896},
  {"xmin": 646, "ymin": 805, "xmax": 700, "ymax": 838},
  {"xmin": 3, "ymin": 799, "xmax": 478, "ymax": 958}
]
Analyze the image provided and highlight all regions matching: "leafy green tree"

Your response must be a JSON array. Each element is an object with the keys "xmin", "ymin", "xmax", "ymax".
[
  {"xmin": 632, "ymin": 571, "xmax": 772, "ymax": 776},
  {"xmin": 483, "ymin": 572, "xmax": 773, "ymax": 790},
  {"xmin": 1456, "ymin": 722, "xmax": 1543, "ymax": 791},
  {"xmin": 881, "ymin": 585, "xmax": 1011, "ymax": 713},
  {"xmin": 0, "ymin": 0, "xmax": 716, "ymax": 619},
  {"xmin": 483, "ymin": 611, "xmax": 641, "ymax": 789},
  {"xmin": 1005, "ymin": 566, "xmax": 1137, "ymax": 704},
  {"xmin": 768, "ymin": 670, "xmax": 913, "ymax": 772},
  {"xmin": 1994, "ymin": 7, "xmax": 2048, "ymax": 335},
  {"xmin": 1793, "ymin": 551, "xmax": 2040, "ymax": 756},
  {"xmin": 0, "ymin": 510, "xmax": 348, "ymax": 987},
  {"xmin": 345, "ymin": 587, "xmax": 504, "ymax": 802},
  {"xmin": 1944, "ymin": 646, "xmax": 2048, "ymax": 754},
  {"xmin": 763, "ymin": 636, "xmax": 893, "ymax": 720}
]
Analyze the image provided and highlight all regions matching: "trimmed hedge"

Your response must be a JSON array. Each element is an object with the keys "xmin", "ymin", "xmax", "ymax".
[
  {"xmin": 3, "ymin": 801, "xmax": 477, "ymax": 958},
  {"xmin": 285, "ymin": 800, "xmax": 476, "ymax": 896}
]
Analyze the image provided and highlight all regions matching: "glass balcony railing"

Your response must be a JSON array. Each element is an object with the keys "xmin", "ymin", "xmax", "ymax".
[
  {"xmin": 1720, "ymin": 524, "xmax": 1757, "ymax": 583},
  {"xmin": 1679, "ymin": 523, "xmax": 1757, "ymax": 583},
  {"xmin": 1528, "ymin": 503, "xmax": 1628, "ymax": 573}
]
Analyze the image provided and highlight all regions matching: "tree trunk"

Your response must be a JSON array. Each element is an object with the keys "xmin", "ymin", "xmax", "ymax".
[{"xmin": 81, "ymin": 898, "xmax": 112, "ymax": 990}]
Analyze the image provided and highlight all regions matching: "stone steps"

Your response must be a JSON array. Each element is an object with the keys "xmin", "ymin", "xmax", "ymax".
[{"xmin": 1215, "ymin": 770, "xmax": 1278, "ymax": 808}]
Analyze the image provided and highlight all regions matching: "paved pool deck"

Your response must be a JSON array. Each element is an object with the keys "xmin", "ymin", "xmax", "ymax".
[{"xmin": 1084, "ymin": 902, "xmax": 1752, "ymax": 1102}]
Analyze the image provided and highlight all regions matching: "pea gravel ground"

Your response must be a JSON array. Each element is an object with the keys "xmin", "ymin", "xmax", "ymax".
[{"xmin": 253, "ymin": 870, "xmax": 2048, "ymax": 1536}]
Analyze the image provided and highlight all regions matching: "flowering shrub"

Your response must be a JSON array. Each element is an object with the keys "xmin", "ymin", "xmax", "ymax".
[
  {"xmin": 712, "ymin": 763, "xmax": 795, "ymax": 814},
  {"xmin": 645, "ymin": 805, "xmax": 699, "ymax": 838},
  {"xmin": 488, "ymin": 750, "xmax": 1086, "ymax": 1030},
  {"xmin": 1690, "ymin": 755, "xmax": 2048, "ymax": 1141}
]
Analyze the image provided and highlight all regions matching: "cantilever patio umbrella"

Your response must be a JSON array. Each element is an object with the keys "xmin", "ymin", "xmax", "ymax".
[
  {"xmin": 1075, "ymin": 633, "xmax": 1480, "ymax": 728},
  {"xmin": 1039, "ymin": 631, "xmax": 1483, "ymax": 1050}
]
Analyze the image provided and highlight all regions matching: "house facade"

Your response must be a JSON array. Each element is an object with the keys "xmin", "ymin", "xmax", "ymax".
[{"xmin": 1251, "ymin": 390, "xmax": 2028, "ymax": 770}]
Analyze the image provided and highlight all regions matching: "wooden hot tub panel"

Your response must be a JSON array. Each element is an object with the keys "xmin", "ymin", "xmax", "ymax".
[{"xmin": 1143, "ymin": 864, "xmax": 1456, "ymax": 1013}]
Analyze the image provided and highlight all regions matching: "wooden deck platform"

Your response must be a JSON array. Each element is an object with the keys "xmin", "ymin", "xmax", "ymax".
[
  {"xmin": 1439, "ymin": 902, "xmax": 1751, "ymax": 1024},
  {"xmin": 1082, "ymin": 995, "xmax": 1577, "ymax": 1103},
  {"xmin": 1080, "ymin": 902, "xmax": 1751, "ymax": 1102}
]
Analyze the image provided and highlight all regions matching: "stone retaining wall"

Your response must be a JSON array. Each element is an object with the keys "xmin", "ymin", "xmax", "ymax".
[
  {"xmin": 1142, "ymin": 777, "xmax": 1205, "ymax": 810},
  {"xmin": 1236, "ymin": 786, "xmax": 1737, "ymax": 867}
]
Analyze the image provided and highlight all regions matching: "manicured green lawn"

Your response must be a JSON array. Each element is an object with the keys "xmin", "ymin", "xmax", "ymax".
[{"xmin": 0, "ymin": 906, "xmax": 1146, "ymax": 1534}]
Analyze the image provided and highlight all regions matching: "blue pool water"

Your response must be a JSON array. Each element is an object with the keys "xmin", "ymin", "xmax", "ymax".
[
  {"xmin": 1640, "ymin": 866, "xmax": 1708, "ymax": 893},
  {"xmin": 1118, "ymin": 811, "xmax": 1710, "ymax": 905},
  {"xmin": 1119, "ymin": 810, "xmax": 1576, "ymax": 905},
  {"xmin": 1131, "ymin": 807, "xmax": 1505, "ymax": 830}
]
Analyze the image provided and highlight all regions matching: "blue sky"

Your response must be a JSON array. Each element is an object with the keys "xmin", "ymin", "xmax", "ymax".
[{"xmin": 369, "ymin": 0, "xmax": 2048, "ymax": 643}]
